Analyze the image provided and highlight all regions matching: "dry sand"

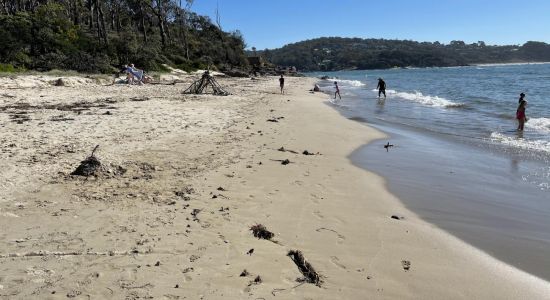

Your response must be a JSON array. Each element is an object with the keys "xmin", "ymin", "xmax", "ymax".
[{"xmin": 1, "ymin": 74, "xmax": 549, "ymax": 299}]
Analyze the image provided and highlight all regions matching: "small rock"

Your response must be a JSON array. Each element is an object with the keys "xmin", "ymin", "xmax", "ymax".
[
  {"xmin": 391, "ymin": 215, "xmax": 403, "ymax": 220},
  {"xmin": 155, "ymin": 261, "xmax": 161, "ymax": 266},
  {"xmin": 281, "ymin": 159, "xmax": 290, "ymax": 165}
]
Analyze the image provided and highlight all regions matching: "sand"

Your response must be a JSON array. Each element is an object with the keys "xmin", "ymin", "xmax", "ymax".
[{"xmin": 0, "ymin": 74, "xmax": 549, "ymax": 299}]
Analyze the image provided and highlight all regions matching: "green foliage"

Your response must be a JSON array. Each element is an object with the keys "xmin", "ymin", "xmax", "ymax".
[
  {"xmin": 263, "ymin": 37, "xmax": 550, "ymax": 71},
  {"xmin": 0, "ymin": 1, "xmax": 248, "ymax": 73},
  {"xmin": 0, "ymin": 63, "xmax": 26, "ymax": 73}
]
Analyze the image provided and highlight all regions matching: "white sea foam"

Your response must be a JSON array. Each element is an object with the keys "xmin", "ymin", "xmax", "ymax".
[
  {"xmin": 326, "ymin": 78, "xmax": 365, "ymax": 87},
  {"xmin": 490, "ymin": 132, "xmax": 550, "ymax": 154},
  {"xmin": 372, "ymin": 89, "xmax": 464, "ymax": 108},
  {"xmin": 525, "ymin": 117, "xmax": 550, "ymax": 133}
]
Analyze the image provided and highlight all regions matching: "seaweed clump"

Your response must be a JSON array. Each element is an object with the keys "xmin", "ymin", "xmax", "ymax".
[
  {"xmin": 287, "ymin": 250, "xmax": 322, "ymax": 286},
  {"xmin": 250, "ymin": 224, "xmax": 274, "ymax": 240}
]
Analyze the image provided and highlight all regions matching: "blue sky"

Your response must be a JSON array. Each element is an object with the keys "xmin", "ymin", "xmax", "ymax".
[{"xmin": 190, "ymin": 0, "xmax": 550, "ymax": 49}]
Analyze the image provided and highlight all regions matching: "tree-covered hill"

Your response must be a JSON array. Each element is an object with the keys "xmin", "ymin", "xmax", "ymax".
[
  {"xmin": 261, "ymin": 37, "xmax": 550, "ymax": 71},
  {"xmin": 0, "ymin": 0, "xmax": 248, "ymax": 73}
]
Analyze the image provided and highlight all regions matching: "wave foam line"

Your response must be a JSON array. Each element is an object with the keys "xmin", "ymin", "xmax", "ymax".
[
  {"xmin": 372, "ymin": 89, "xmax": 465, "ymax": 108},
  {"xmin": 490, "ymin": 132, "xmax": 550, "ymax": 154}
]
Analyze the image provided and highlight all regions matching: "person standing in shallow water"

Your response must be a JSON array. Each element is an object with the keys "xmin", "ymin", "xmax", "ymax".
[
  {"xmin": 279, "ymin": 75, "xmax": 285, "ymax": 94},
  {"xmin": 334, "ymin": 81, "xmax": 341, "ymax": 99},
  {"xmin": 518, "ymin": 92, "xmax": 526, "ymax": 103},
  {"xmin": 516, "ymin": 100, "xmax": 527, "ymax": 131},
  {"xmin": 377, "ymin": 78, "xmax": 386, "ymax": 98}
]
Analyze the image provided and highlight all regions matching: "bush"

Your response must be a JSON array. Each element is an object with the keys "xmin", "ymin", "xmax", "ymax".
[{"xmin": 0, "ymin": 63, "xmax": 25, "ymax": 73}]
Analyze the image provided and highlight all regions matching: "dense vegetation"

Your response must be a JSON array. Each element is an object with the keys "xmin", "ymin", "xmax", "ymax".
[
  {"xmin": 0, "ymin": 0, "xmax": 248, "ymax": 73},
  {"xmin": 261, "ymin": 37, "xmax": 550, "ymax": 71}
]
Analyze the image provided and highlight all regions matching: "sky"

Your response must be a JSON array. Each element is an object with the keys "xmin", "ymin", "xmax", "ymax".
[{"xmin": 189, "ymin": 0, "xmax": 550, "ymax": 50}]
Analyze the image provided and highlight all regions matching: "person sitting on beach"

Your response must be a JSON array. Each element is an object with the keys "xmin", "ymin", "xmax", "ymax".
[
  {"xmin": 516, "ymin": 100, "xmax": 527, "ymax": 131},
  {"xmin": 123, "ymin": 64, "xmax": 145, "ymax": 85},
  {"xmin": 518, "ymin": 92, "xmax": 526, "ymax": 103},
  {"xmin": 334, "ymin": 81, "xmax": 341, "ymax": 99},
  {"xmin": 279, "ymin": 75, "xmax": 285, "ymax": 94},
  {"xmin": 313, "ymin": 84, "xmax": 320, "ymax": 92},
  {"xmin": 377, "ymin": 78, "xmax": 386, "ymax": 98}
]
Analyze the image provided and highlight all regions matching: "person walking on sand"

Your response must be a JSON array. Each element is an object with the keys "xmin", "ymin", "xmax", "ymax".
[
  {"xmin": 518, "ymin": 92, "xmax": 526, "ymax": 103},
  {"xmin": 377, "ymin": 78, "xmax": 386, "ymax": 98},
  {"xmin": 279, "ymin": 75, "xmax": 285, "ymax": 94},
  {"xmin": 334, "ymin": 81, "xmax": 341, "ymax": 99},
  {"xmin": 516, "ymin": 100, "xmax": 527, "ymax": 131}
]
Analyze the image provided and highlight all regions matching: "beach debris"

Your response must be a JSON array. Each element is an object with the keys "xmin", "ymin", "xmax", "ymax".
[
  {"xmin": 246, "ymin": 248, "xmax": 254, "ymax": 255},
  {"xmin": 182, "ymin": 71, "xmax": 230, "ymax": 96},
  {"xmin": 250, "ymin": 224, "xmax": 275, "ymax": 240},
  {"xmin": 130, "ymin": 96, "xmax": 149, "ymax": 102},
  {"xmin": 0, "ymin": 249, "xmax": 150, "ymax": 259},
  {"xmin": 253, "ymin": 275, "xmax": 262, "ymax": 284},
  {"xmin": 71, "ymin": 145, "xmax": 102, "ymax": 176},
  {"xmin": 240, "ymin": 269, "xmax": 250, "ymax": 277},
  {"xmin": 267, "ymin": 118, "xmax": 279, "ymax": 122},
  {"xmin": 154, "ymin": 261, "xmax": 161, "ymax": 266},
  {"xmin": 401, "ymin": 260, "xmax": 411, "ymax": 271},
  {"xmin": 54, "ymin": 78, "xmax": 65, "ymax": 86},
  {"xmin": 174, "ymin": 284, "xmax": 179, "ymax": 288},
  {"xmin": 278, "ymin": 146, "xmax": 299, "ymax": 154},
  {"xmin": 191, "ymin": 209, "xmax": 201, "ymax": 221},
  {"xmin": 391, "ymin": 215, "xmax": 404, "ymax": 220},
  {"xmin": 287, "ymin": 250, "xmax": 322, "ymax": 286},
  {"xmin": 302, "ymin": 150, "xmax": 319, "ymax": 155},
  {"xmin": 217, "ymin": 186, "xmax": 226, "ymax": 191},
  {"xmin": 384, "ymin": 142, "xmax": 394, "ymax": 152},
  {"xmin": 281, "ymin": 159, "xmax": 291, "ymax": 165}
]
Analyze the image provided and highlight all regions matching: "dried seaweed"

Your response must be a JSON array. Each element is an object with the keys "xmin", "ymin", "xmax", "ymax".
[
  {"xmin": 287, "ymin": 250, "xmax": 322, "ymax": 286},
  {"xmin": 250, "ymin": 224, "xmax": 274, "ymax": 240}
]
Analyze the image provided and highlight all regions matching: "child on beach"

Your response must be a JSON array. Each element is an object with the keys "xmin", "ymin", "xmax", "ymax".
[
  {"xmin": 516, "ymin": 100, "xmax": 527, "ymax": 131},
  {"xmin": 279, "ymin": 75, "xmax": 285, "ymax": 94},
  {"xmin": 334, "ymin": 81, "xmax": 341, "ymax": 99}
]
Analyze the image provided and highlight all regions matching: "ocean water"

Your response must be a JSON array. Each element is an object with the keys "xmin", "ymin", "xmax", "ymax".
[
  {"xmin": 310, "ymin": 63, "xmax": 550, "ymax": 190},
  {"xmin": 308, "ymin": 63, "xmax": 550, "ymax": 280}
]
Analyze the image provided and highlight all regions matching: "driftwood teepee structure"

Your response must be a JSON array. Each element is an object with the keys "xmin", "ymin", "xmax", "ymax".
[{"xmin": 182, "ymin": 71, "xmax": 230, "ymax": 96}]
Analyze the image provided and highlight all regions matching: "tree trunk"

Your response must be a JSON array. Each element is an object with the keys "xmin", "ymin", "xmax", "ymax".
[
  {"xmin": 88, "ymin": 0, "xmax": 94, "ymax": 30},
  {"xmin": 139, "ymin": 3, "xmax": 147, "ymax": 43},
  {"xmin": 96, "ymin": 0, "xmax": 108, "ymax": 45},
  {"xmin": 156, "ymin": 0, "xmax": 167, "ymax": 48}
]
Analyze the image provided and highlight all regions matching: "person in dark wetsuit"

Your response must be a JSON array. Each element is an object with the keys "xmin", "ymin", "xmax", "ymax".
[
  {"xmin": 279, "ymin": 75, "xmax": 285, "ymax": 94},
  {"xmin": 377, "ymin": 78, "xmax": 386, "ymax": 98}
]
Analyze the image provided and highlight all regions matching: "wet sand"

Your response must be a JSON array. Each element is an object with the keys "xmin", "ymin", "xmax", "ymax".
[
  {"xmin": 351, "ymin": 122, "xmax": 550, "ymax": 281},
  {"xmin": 1, "ymin": 74, "xmax": 549, "ymax": 299}
]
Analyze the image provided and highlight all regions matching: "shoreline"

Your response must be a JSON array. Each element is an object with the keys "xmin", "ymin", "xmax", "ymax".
[
  {"xmin": 1, "ymin": 74, "xmax": 549, "ymax": 298},
  {"xmin": 348, "ymin": 119, "xmax": 550, "ymax": 282}
]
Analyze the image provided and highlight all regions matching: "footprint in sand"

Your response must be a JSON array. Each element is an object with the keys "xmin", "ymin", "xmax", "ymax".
[
  {"xmin": 309, "ymin": 193, "xmax": 320, "ymax": 204},
  {"xmin": 330, "ymin": 256, "xmax": 347, "ymax": 269},
  {"xmin": 313, "ymin": 210, "xmax": 324, "ymax": 220},
  {"xmin": 316, "ymin": 227, "xmax": 345, "ymax": 244}
]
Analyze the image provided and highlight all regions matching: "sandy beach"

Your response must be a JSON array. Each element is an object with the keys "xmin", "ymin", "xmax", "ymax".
[{"xmin": 1, "ymin": 74, "xmax": 549, "ymax": 299}]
